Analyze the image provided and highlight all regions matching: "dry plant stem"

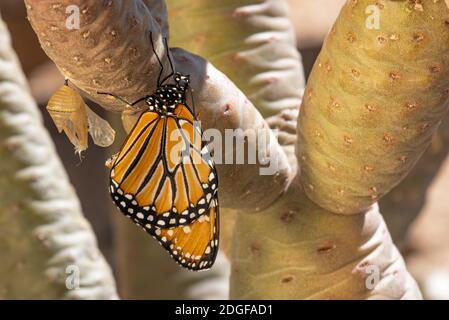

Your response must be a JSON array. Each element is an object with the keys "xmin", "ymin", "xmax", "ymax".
[
  {"xmin": 298, "ymin": 0, "xmax": 449, "ymax": 215},
  {"xmin": 0, "ymin": 15, "xmax": 117, "ymax": 299}
]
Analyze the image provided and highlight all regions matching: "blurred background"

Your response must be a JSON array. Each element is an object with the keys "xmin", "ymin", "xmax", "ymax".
[{"xmin": 2, "ymin": 0, "xmax": 449, "ymax": 299}]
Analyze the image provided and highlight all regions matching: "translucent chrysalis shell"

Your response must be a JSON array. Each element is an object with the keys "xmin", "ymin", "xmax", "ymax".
[
  {"xmin": 47, "ymin": 84, "xmax": 116, "ymax": 154},
  {"xmin": 86, "ymin": 106, "xmax": 116, "ymax": 148},
  {"xmin": 47, "ymin": 85, "xmax": 88, "ymax": 154}
]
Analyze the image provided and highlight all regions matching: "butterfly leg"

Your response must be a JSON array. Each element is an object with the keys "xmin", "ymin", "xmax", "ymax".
[
  {"xmin": 149, "ymin": 32, "xmax": 165, "ymax": 86},
  {"xmin": 97, "ymin": 91, "xmax": 149, "ymax": 106}
]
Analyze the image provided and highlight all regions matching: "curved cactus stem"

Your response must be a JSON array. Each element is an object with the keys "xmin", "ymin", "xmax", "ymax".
[
  {"xmin": 0, "ymin": 14, "xmax": 118, "ymax": 300},
  {"xmin": 169, "ymin": 0, "xmax": 424, "ymax": 299},
  {"xmin": 297, "ymin": 0, "xmax": 449, "ymax": 215},
  {"xmin": 381, "ymin": 114, "xmax": 449, "ymax": 247}
]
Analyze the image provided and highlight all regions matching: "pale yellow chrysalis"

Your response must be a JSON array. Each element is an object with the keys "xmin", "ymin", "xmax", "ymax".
[
  {"xmin": 47, "ymin": 84, "xmax": 88, "ymax": 155},
  {"xmin": 47, "ymin": 82, "xmax": 116, "ymax": 155}
]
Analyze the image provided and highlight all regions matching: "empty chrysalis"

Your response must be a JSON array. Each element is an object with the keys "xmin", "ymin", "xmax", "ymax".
[
  {"xmin": 47, "ymin": 83, "xmax": 88, "ymax": 154},
  {"xmin": 47, "ymin": 80, "xmax": 115, "ymax": 155}
]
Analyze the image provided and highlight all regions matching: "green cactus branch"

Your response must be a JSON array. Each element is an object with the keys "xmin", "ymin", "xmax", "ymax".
[
  {"xmin": 167, "ymin": 0, "xmax": 424, "ymax": 299},
  {"xmin": 167, "ymin": 0, "xmax": 305, "ymax": 297},
  {"xmin": 298, "ymin": 0, "xmax": 449, "ymax": 215},
  {"xmin": 168, "ymin": 0, "xmax": 305, "ymax": 119},
  {"xmin": 0, "ymin": 14, "xmax": 117, "ymax": 299},
  {"xmin": 167, "ymin": 0, "xmax": 304, "ymax": 166},
  {"xmin": 381, "ymin": 113, "xmax": 449, "ymax": 247}
]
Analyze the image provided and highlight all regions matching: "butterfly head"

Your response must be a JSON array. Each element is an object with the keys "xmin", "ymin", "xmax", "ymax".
[
  {"xmin": 174, "ymin": 72, "xmax": 190, "ymax": 92},
  {"xmin": 147, "ymin": 73, "xmax": 191, "ymax": 115}
]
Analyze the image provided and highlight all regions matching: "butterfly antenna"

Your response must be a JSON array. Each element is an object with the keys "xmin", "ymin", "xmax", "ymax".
[
  {"xmin": 160, "ymin": 36, "xmax": 175, "ymax": 85},
  {"xmin": 150, "ymin": 31, "xmax": 164, "ymax": 87}
]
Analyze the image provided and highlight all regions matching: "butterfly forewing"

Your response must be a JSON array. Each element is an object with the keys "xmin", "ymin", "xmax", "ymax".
[{"xmin": 110, "ymin": 104, "xmax": 218, "ymax": 228}]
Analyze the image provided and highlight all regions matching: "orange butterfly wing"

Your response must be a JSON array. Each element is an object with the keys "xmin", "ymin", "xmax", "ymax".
[
  {"xmin": 143, "ymin": 198, "xmax": 219, "ymax": 271},
  {"xmin": 110, "ymin": 104, "xmax": 218, "ymax": 228}
]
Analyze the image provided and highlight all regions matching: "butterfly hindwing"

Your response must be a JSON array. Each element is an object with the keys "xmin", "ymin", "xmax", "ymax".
[{"xmin": 140, "ymin": 195, "xmax": 219, "ymax": 271}]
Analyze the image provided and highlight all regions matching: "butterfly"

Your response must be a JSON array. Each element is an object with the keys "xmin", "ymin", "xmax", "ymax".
[{"xmin": 99, "ymin": 33, "xmax": 219, "ymax": 270}]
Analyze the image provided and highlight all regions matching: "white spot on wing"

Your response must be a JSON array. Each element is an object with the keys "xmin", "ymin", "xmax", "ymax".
[{"xmin": 183, "ymin": 226, "xmax": 191, "ymax": 234}]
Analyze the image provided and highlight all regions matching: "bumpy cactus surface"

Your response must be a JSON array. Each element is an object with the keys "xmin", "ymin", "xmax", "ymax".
[
  {"xmin": 298, "ymin": 0, "xmax": 449, "ymax": 214},
  {"xmin": 0, "ymin": 14, "xmax": 118, "ymax": 299}
]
